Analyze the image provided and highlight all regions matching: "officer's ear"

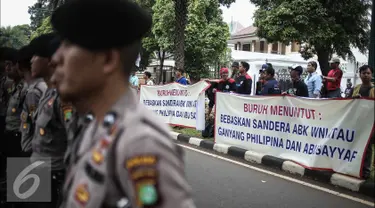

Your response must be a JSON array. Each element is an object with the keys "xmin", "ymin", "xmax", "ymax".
[{"xmin": 102, "ymin": 49, "xmax": 121, "ymax": 75}]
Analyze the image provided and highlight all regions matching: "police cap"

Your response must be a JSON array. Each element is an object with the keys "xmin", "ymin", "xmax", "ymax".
[
  {"xmin": 17, "ymin": 45, "xmax": 33, "ymax": 69},
  {"xmin": 1, "ymin": 47, "xmax": 18, "ymax": 63},
  {"xmin": 51, "ymin": 0, "xmax": 152, "ymax": 51},
  {"xmin": 29, "ymin": 33, "xmax": 59, "ymax": 58}
]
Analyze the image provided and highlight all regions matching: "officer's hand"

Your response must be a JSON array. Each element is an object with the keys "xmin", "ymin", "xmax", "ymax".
[{"xmin": 212, "ymin": 88, "xmax": 217, "ymax": 93}]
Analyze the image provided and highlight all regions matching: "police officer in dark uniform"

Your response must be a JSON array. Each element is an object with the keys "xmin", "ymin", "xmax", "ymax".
[
  {"xmin": 50, "ymin": 0, "xmax": 196, "ymax": 207},
  {"xmin": 28, "ymin": 33, "xmax": 73, "ymax": 207}
]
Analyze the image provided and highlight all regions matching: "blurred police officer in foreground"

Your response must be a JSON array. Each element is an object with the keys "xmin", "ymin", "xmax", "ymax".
[
  {"xmin": 50, "ymin": 0, "xmax": 196, "ymax": 207},
  {"xmin": 18, "ymin": 45, "xmax": 48, "ymax": 157},
  {"xmin": 29, "ymin": 33, "xmax": 73, "ymax": 207}
]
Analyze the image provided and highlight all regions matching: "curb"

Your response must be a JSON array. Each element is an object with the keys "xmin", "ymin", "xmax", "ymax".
[{"xmin": 170, "ymin": 131, "xmax": 375, "ymax": 198}]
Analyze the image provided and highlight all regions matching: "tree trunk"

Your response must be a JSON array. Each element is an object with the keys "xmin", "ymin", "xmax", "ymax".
[
  {"xmin": 316, "ymin": 49, "xmax": 330, "ymax": 76},
  {"xmin": 157, "ymin": 50, "xmax": 165, "ymax": 84},
  {"xmin": 173, "ymin": 0, "xmax": 188, "ymax": 70}
]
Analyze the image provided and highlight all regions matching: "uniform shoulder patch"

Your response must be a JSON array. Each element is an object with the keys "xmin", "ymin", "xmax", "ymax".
[
  {"xmin": 61, "ymin": 102, "xmax": 73, "ymax": 122},
  {"xmin": 125, "ymin": 155, "xmax": 157, "ymax": 170},
  {"xmin": 124, "ymin": 155, "xmax": 160, "ymax": 207}
]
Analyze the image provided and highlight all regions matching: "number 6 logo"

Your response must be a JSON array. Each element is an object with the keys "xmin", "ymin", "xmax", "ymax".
[{"xmin": 13, "ymin": 161, "xmax": 45, "ymax": 199}]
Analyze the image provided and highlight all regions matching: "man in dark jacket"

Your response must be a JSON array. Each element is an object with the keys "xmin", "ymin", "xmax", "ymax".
[
  {"xmin": 235, "ymin": 61, "xmax": 252, "ymax": 95},
  {"xmin": 261, "ymin": 67, "xmax": 281, "ymax": 95},
  {"xmin": 285, "ymin": 66, "xmax": 309, "ymax": 97}
]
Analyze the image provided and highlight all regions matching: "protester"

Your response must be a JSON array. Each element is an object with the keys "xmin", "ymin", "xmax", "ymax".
[
  {"xmin": 231, "ymin": 61, "xmax": 240, "ymax": 79},
  {"xmin": 260, "ymin": 67, "xmax": 281, "ymax": 95},
  {"xmin": 208, "ymin": 68, "xmax": 236, "ymax": 116},
  {"xmin": 323, "ymin": 57, "xmax": 343, "ymax": 98},
  {"xmin": 256, "ymin": 64, "xmax": 268, "ymax": 95},
  {"xmin": 284, "ymin": 66, "xmax": 308, "ymax": 97},
  {"xmin": 129, "ymin": 69, "xmax": 139, "ymax": 89},
  {"xmin": 305, "ymin": 61, "xmax": 323, "ymax": 98},
  {"xmin": 175, "ymin": 67, "xmax": 188, "ymax": 85},
  {"xmin": 235, "ymin": 61, "xmax": 252, "ymax": 95},
  {"xmin": 143, "ymin": 71, "xmax": 154, "ymax": 85},
  {"xmin": 349, "ymin": 65, "xmax": 374, "ymax": 98},
  {"xmin": 344, "ymin": 80, "xmax": 353, "ymax": 98}
]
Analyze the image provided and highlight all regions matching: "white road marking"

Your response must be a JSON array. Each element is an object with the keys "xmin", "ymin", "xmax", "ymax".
[{"xmin": 178, "ymin": 143, "xmax": 375, "ymax": 207}]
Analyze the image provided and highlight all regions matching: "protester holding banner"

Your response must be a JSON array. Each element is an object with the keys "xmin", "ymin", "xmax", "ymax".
[
  {"xmin": 305, "ymin": 61, "xmax": 323, "ymax": 98},
  {"xmin": 255, "ymin": 64, "xmax": 267, "ymax": 95},
  {"xmin": 260, "ymin": 67, "xmax": 281, "ymax": 95},
  {"xmin": 235, "ymin": 62, "xmax": 252, "ymax": 95},
  {"xmin": 349, "ymin": 65, "xmax": 374, "ymax": 98},
  {"xmin": 323, "ymin": 57, "xmax": 343, "ymax": 98},
  {"xmin": 284, "ymin": 66, "xmax": 309, "ymax": 97},
  {"xmin": 208, "ymin": 68, "xmax": 236, "ymax": 116},
  {"xmin": 175, "ymin": 67, "xmax": 188, "ymax": 85}
]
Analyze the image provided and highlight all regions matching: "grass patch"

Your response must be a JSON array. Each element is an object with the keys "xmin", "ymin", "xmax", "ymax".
[{"xmin": 171, "ymin": 126, "xmax": 214, "ymax": 141}]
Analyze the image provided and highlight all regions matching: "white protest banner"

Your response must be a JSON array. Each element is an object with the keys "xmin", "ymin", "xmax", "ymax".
[
  {"xmin": 215, "ymin": 92, "xmax": 375, "ymax": 178},
  {"xmin": 140, "ymin": 81, "xmax": 210, "ymax": 128}
]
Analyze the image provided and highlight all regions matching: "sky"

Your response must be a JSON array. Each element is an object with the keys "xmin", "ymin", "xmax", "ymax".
[{"xmin": 0, "ymin": 0, "xmax": 255, "ymax": 28}]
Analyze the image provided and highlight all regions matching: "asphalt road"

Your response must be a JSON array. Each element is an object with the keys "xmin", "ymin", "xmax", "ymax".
[{"xmin": 183, "ymin": 146, "xmax": 373, "ymax": 208}]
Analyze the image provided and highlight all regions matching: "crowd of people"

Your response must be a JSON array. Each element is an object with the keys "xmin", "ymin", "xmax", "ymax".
[{"xmin": 0, "ymin": 0, "xmax": 196, "ymax": 207}]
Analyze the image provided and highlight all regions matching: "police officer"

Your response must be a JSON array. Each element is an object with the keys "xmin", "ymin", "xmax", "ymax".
[
  {"xmin": 28, "ymin": 33, "xmax": 73, "ymax": 207},
  {"xmin": 3, "ymin": 48, "xmax": 27, "ymax": 159},
  {"xmin": 63, "ymin": 111, "xmax": 93, "ymax": 167},
  {"xmin": 0, "ymin": 47, "xmax": 14, "ymax": 178},
  {"xmin": 50, "ymin": 0, "xmax": 196, "ymax": 207},
  {"xmin": 18, "ymin": 45, "xmax": 48, "ymax": 157}
]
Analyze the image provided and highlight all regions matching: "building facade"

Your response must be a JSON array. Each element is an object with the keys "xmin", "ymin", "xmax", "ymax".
[{"xmin": 228, "ymin": 26, "xmax": 301, "ymax": 55}]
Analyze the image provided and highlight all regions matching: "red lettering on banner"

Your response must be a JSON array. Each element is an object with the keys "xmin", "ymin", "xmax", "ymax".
[
  {"xmin": 244, "ymin": 103, "xmax": 268, "ymax": 114},
  {"xmin": 270, "ymin": 105, "xmax": 316, "ymax": 119},
  {"xmin": 157, "ymin": 89, "xmax": 188, "ymax": 96}
]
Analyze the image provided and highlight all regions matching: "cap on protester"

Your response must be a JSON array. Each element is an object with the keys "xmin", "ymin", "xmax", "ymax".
[
  {"xmin": 329, "ymin": 57, "xmax": 340, "ymax": 63},
  {"xmin": 50, "ymin": 0, "xmax": 152, "ymax": 51},
  {"xmin": 259, "ymin": 64, "xmax": 268, "ymax": 73},
  {"xmin": 292, "ymin": 66, "xmax": 303, "ymax": 75},
  {"xmin": 231, "ymin": 62, "xmax": 239, "ymax": 68},
  {"xmin": 220, "ymin": 68, "xmax": 229, "ymax": 74},
  {"xmin": 29, "ymin": 33, "xmax": 60, "ymax": 58}
]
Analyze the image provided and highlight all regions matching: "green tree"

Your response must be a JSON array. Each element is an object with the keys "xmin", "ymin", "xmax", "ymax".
[
  {"xmin": 173, "ymin": 0, "xmax": 234, "ymax": 71},
  {"xmin": 185, "ymin": 0, "xmax": 230, "ymax": 80},
  {"xmin": 0, "ymin": 25, "xmax": 31, "ymax": 49},
  {"xmin": 28, "ymin": 0, "xmax": 51, "ymax": 31},
  {"xmin": 251, "ymin": 0, "xmax": 371, "ymax": 75},
  {"xmin": 31, "ymin": 17, "xmax": 53, "ymax": 40}
]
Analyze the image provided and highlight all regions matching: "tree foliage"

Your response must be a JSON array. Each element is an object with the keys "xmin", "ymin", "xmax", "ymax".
[
  {"xmin": 31, "ymin": 17, "xmax": 53, "ymax": 40},
  {"xmin": 251, "ymin": 0, "xmax": 372, "ymax": 74},
  {"xmin": 28, "ymin": 0, "xmax": 51, "ymax": 31},
  {"xmin": 185, "ymin": 0, "xmax": 230, "ymax": 79},
  {"xmin": 0, "ymin": 25, "xmax": 31, "ymax": 49},
  {"xmin": 150, "ymin": 0, "xmax": 229, "ymax": 79}
]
